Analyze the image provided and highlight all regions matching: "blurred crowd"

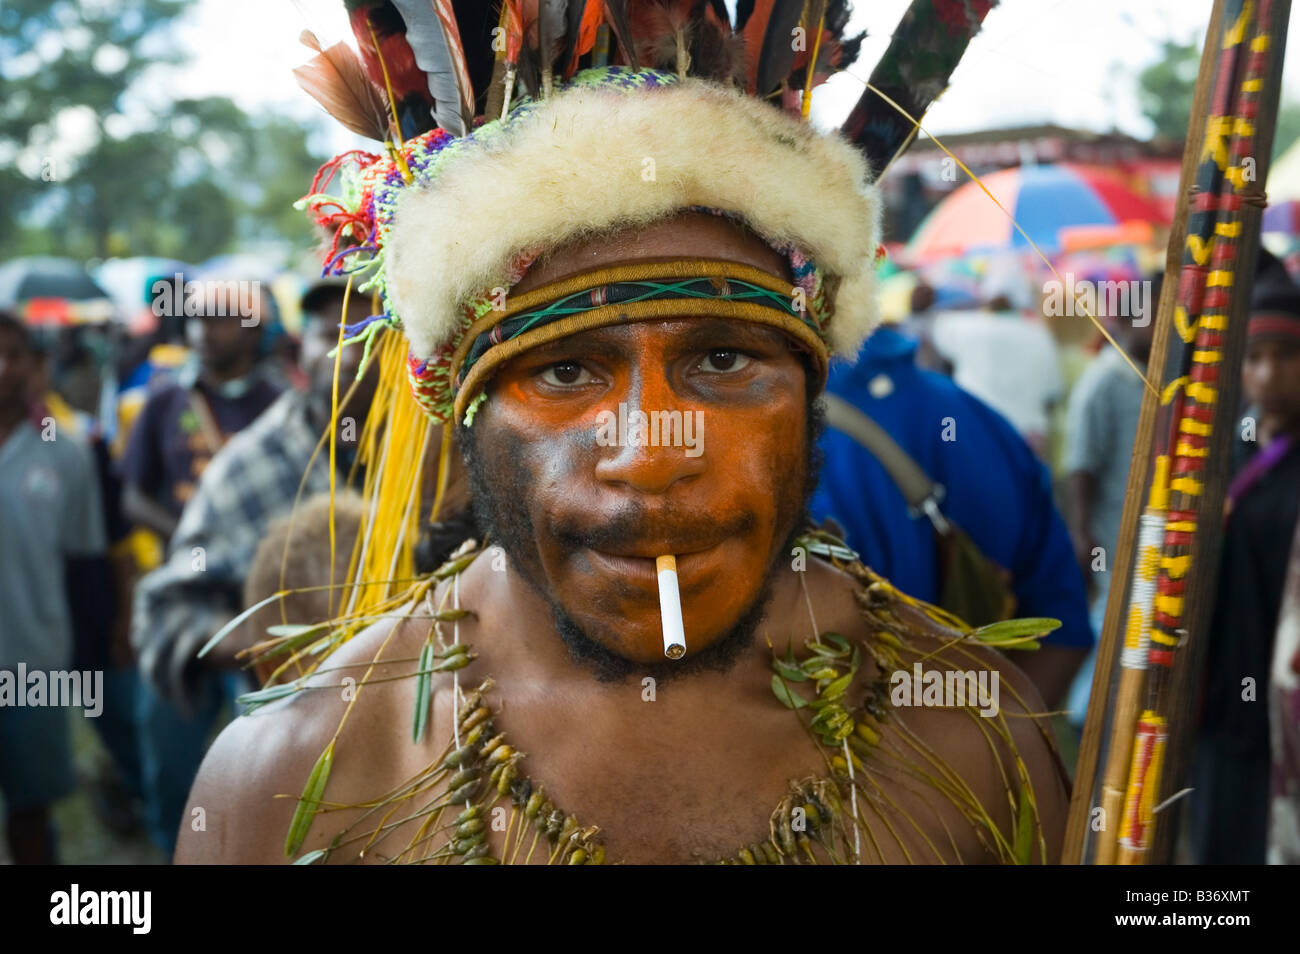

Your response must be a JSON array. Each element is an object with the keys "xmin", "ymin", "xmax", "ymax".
[
  {"xmin": 1, "ymin": 237, "xmax": 1298, "ymax": 865},
  {"xmin": 0, "ymin": 266, "xmax": 385, "ymax": 863}
]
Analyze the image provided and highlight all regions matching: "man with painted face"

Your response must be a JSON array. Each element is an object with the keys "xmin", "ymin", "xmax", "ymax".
[{"xmin": 178, "ymin": 9, "xmax": 1067, "ymax": 865}]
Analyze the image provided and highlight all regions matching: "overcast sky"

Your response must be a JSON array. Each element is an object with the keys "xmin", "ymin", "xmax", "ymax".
[{"xmin": 167, "ymin": 0, "xmax": 1300, "ymax": 153}]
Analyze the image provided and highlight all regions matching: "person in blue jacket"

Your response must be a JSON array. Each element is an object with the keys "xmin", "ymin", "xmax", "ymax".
[{"xmin": 812, "ymin": 323, "xmax": 1093, "ymax": 709}]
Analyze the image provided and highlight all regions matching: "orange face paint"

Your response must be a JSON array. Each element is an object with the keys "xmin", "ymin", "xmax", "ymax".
[
  {"xmin": 473, "ymin": 315, "xmax": 811, "ymax": 664},
  {"xmin": 457, "ymin": 212, "xmax": 816, "ymax": 666}
]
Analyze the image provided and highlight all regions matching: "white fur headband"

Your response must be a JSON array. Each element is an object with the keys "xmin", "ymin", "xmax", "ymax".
[{"xmin": 382, "ymin": 75, "xmax": 884, "ymax": 363}]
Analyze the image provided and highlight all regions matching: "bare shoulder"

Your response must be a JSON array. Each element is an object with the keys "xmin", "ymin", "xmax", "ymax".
[
  {"xmin": 175, "ymin": 607, "xmax": 434, "ymax": 864},
  {"xmin": 811, "ymin": 558, "xmax": 1069, "ymax": 863},
  {"xmin": 884, "ymin": 631, "xmax": 1070, "ymax": 863}
]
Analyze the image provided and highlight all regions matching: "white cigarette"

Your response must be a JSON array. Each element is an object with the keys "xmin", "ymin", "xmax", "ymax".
[{"xmin": 656, "ymin": 554, "xmax": 686, "ymax": 659}]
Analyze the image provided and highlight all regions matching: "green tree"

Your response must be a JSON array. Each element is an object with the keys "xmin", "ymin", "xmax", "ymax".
[
  {"xmin": 1270, "ymin": 102, "xmax": 1300, "ymax": 160},
  {"xmin": 0, "ymin": 0, "xmax": 326, "ymax": 263},
  {"xmin": 1137, "ymin": 40, "xmax": 1200, "ymax": 143},
  {"xmin": 1137, "ymin": 36, "xmax": 1300, "ymax": 160}
]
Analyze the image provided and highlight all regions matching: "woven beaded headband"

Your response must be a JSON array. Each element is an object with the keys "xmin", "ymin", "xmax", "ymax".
[{"xmin": 445, "ymin": 258, "xmax": 833, "ymax": 422}]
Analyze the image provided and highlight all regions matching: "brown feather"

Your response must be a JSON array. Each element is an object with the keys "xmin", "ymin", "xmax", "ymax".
[
  {"xmin": 689, "ymin": 15, "xmax": 745, "ymax": 85},
  {"xmin": 294, "ymin": 30, "xmax": 391, "ymax": 141},
  {"xmin": 627, "ymin": 1, "xmax": 704, "ymax": 73}
]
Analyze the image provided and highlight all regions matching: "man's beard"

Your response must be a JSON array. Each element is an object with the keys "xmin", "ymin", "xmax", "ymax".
[{"xmin": 460, "ymin": 379, "xmax": 826, "ymax": 683}]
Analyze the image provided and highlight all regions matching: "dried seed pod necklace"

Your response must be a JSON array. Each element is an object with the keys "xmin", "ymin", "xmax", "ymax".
[{"xmin": 269, "ymin": 536, "xmax": 1060, "ymax": 864}]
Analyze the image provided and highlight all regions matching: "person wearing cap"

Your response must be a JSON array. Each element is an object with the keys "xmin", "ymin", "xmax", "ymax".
[
  {"xmin": 174, "ymin": 10, "xmax": 1071, "ymax": 863},
  {"xmin": 1188, "ymin": 253, "xmax": 1300, "ymax": 863},
  {"xmin": 119, "ymin": 279, "xmax": 283, "ymax": 542},
  {"xmin": 128, "ymin": 278, "xmax": 381, "ymax": 859}
]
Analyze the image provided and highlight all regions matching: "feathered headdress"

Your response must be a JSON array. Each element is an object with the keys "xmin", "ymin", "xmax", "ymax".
[{"xmin": 293, "ymin": 1, "xmax": 995, "ymax": 424}]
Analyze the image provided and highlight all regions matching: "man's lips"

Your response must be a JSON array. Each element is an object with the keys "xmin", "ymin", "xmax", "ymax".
[
  {"xmin": 584, "ymin": 542, "xmax": 724, "ymax": 589},
  {"xmin": 591, "ymin": 539, "xmax": 721, "ymax": 560}
]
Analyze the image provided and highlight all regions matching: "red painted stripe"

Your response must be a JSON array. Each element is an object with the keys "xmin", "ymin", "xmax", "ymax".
[
  {"xmin": 1248, "ymin": 316, "xmax": 1300, "ymax": 340},
  {"xmin": 1149, "ymin": 649, "xmax": 1177, "ymax": 667}
]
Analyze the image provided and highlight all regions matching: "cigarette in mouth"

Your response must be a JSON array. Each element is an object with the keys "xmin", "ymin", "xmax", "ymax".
[{"xmin": 656, "ymin": 554, "xmax": 686, "ymax": 660}]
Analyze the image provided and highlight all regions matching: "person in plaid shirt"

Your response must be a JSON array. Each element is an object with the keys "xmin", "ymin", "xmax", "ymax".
[{"xmin": 130, "ymin": 279, "xmax": 378, "ymax": 859}]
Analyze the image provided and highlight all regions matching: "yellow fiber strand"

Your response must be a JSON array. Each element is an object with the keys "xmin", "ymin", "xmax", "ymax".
[
  {"xmin": 367, "ymin": 17, "xmax": 413, "ymax": 184},
  {"xmin": 429, "ymin": 422, "xmax": 454, "ymax": 524},
  {"xmin": 327, "ymin": 276, "xmax": 351, "ymax": 618},
  {"xmin": 801, "ymin": 11, "xmax": 827, "ymax": 120},
  {"xmin": 341, "ymin": 329, "xmax": 431, "ymax": 619}
]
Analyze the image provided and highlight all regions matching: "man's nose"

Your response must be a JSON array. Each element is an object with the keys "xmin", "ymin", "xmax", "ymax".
[{"xmin": 593, "ymin": 379, "xmax": 705, "ymax": 495}]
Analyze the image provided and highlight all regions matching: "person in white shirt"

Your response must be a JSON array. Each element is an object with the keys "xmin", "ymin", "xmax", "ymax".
[{"xmin": 930, "ymin": 274, "xmax": 1062, "ymax": 458}]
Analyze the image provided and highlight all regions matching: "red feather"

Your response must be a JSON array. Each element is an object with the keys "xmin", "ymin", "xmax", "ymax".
[
  {"xmin": 566, "ymin": 0, "xmax": 605, "ymax": 75},
  {"xmin": 348, "ymin": 5, "xmax": 429, "ymax": 103},
  {"xmin": 502, "ymin": 0, "xmax": 524, "ymax": 61},
  {"xmin": 739, "ymin": 0, "xmax": 803, "ymax": 97}
]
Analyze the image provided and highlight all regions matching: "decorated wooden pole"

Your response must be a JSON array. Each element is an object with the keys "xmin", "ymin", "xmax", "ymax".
[
  {"xmin": 1064, "ymin": 0, "xmax": 1225, "ymax": 865},
  {"xmin": 840, "ymin": 0, "xmax": 997, "ymax": 176},
  {"xmin": 1116, "ymin": 0, "xmax": 1264, "ymax": 865},
  {"xmin": 1067, "ymin": 0, "xmax": 1291, "ymax": 864},
  {"xmin": 1144, "ymin": 0, "xmax": 1291, "ymax": 864}
]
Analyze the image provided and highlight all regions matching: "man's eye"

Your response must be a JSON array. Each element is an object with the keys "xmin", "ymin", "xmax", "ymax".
[
  {"xmin": 539, "ymin": 361, "xmax": 593, "ymax": 386},
  {"xmin": 698, "ymin": 349, "xmax": 751, "ymax": 373}
]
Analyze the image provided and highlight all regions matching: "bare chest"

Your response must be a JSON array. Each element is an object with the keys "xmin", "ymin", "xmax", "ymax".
[{"xmin": 326, "ymin": 675, "xmax": 979, "ymax": 865}]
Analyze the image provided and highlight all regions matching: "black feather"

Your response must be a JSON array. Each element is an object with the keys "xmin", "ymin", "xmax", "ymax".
[
  {"xmin": 755, "ymin": 0, "xmax": 805, "ymax": 97},
  {"xmin": 516, "ymin": 41, "xmax": 542, "ymax": 97},
  {"xmin": 453, "ymin": 0, "xmax": 502, "ymax": 116},
  {"xmin": 788, "ymin": 0, "xmax": 865, "ymax": 88},
  {"xmin": 735, "ymin": 0, "xmax": 756, "ymax": 30},
  {"xmin": 706, "ymin": 0, "xmax": 732, "ymax": 28}
]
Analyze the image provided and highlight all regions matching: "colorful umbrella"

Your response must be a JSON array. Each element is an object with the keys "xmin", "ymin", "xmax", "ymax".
[
  {"xmin": 1263, "ymin": 199, "xmax": 1300, "ymax": 235},
  {"xmin": 0, "ymin": 256, "xmax": 114, "ymax": 326},
  {"xmin": 906, "ymin": 163, "xmax": 1169, "ymax": 262}
]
